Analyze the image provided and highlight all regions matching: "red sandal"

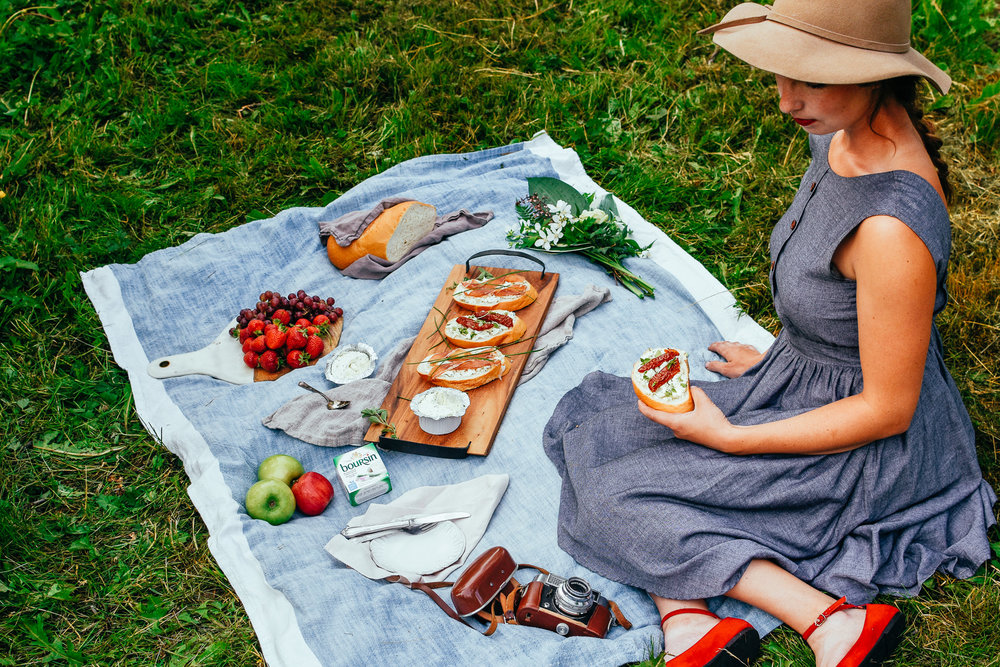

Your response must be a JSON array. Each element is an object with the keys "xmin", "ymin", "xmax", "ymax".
[
  {"xmin": 801, "ymin": 597, "xmax": 904, "ymax": 667},
  {"xmin": 660, "ymin": 608, "xmax": 760, "ymax": 667}
]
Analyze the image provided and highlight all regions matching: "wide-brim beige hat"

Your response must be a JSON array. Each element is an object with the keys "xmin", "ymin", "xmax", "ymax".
[{"xmin": 699, "ymin": 0, "xmax": 951, "ymax": 94}]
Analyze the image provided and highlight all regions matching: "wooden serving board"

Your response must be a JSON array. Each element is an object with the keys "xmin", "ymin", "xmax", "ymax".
[
  {"xmin": 147, "ymin": 318, "xmax": 343, "ymax": 384},
  {"xmin": 364, "ymin": 264, "xmax": 558, "ymax": 456}
]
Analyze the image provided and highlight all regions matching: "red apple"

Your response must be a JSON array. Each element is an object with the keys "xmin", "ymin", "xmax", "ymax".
[{"xmin": 291, "ymin": 471, "xmax": 334, "ymax": 515}]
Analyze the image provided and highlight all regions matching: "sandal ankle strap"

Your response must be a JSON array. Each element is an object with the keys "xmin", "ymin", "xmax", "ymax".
[
  {"xmin": 660, "ymin": 607, "xmax": 721, "ymax": 627},
  {"xmin": 801, "ymin": 596, "xmax": 862, "ymax": 641}
]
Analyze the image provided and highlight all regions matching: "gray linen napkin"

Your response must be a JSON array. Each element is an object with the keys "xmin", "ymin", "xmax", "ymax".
[
  {"xmin": 518, "ymin": 284, "xmax": 612, "ymax": 384},
  {"xmin": 263, "ymin": 287, "xmax": 610, "ymax": 447},
  {"xmin": 318, "ymin": 197, "xmax": 493, "ymax": 279},
  {"xmin": 261, "ymin": 338, "xmax": 413, "ymax": 447},
  {"xmin": 325, "ymin": 473, "xmax": 509, "ymax": 583}
]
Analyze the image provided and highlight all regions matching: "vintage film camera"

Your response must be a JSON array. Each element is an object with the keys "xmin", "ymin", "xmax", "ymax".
[
  {"xmin": 447, "ymin": 546, "xmax": 626, "ymax": 638},
  {"xmin": 515, "ymin": 572, "xmax": 614, "ymax": 638}
]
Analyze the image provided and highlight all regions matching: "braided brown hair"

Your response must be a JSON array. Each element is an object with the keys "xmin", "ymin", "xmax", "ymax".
[{"xmin": 869, "ymin": 76, "xmax": 952, "ymax": 203}]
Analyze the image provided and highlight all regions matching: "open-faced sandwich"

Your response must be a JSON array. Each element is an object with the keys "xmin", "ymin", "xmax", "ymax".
[
  {"xmin": 443, "ymin": 310, "xmax": 527, "ymax": 349},
  {"xmin": 631, "ymin": 347, "xmax": 693, "ymax": 413},
  {"xmin": 452, "ymin": 273, "xmax": 537, "ymax": 313},
  {"xmin": 416, "ymin": 346, "xmax": 510, "ymax": 391}
]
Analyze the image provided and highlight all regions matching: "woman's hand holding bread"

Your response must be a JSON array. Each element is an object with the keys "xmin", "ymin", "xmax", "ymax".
[{"xmin": 636, "ymin": 387, "xmax": 741, "ymax": 454}]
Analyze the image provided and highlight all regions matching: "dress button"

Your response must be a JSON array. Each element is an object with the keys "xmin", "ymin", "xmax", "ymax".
[{"xmin": 790, "ymin": 219, "xmax": 797, "ymax": 230}]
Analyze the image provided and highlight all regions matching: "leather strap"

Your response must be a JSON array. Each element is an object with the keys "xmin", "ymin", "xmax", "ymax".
[
  {"xmin": 386, "ymin": 576, "xmax": 478, "ymax": 630},
  {"xmin": 609, "ymin": 600, "xmax": 633, "ymax": 629},
  {"xmin": 801, "ymin": 596, "xmax": 861, "ymax": 640},
  {"xmin": 660, "ymin": 607, "xmax": 721, "ymax": 627},
  {"xmin": 389, "ymin": 562, "xmax": 633, "ymax": 637}
]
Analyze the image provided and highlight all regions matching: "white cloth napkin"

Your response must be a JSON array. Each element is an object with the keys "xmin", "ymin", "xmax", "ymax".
[{"xmin": 325, "ymin": 473, "xmax": 509, "ymax": 583}]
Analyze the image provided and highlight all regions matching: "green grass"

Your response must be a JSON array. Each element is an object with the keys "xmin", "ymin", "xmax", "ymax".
[{"xmin": 1, "ymin": 0, "xmax": 998, "ymax": 664}]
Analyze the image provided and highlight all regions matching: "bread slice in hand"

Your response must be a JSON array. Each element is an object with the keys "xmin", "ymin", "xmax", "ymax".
[
  {"xmin": 631, "ymin": 347, "xmax": 694, "ymax": 413},
  {"xmin": 443, "ymin": 310, "xmax": 526, "ymax": 349},
  {"xmin": 327, "ymin": 201, "xmax": 437, "ymax": 270},
  {"xmin": 452, "ymin": 273, "xmax": 537, "ymax": 313},
  {"xmin": 417, "ymin": 346, "xmax": 510, "ymax": 391}
]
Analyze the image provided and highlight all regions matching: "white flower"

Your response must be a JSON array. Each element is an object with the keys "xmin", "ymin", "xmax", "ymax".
[
  {"xmin": 579, "ymin": 208, "xmax": 609, "ymax": 224},
  {"xmin": 547, "ymin": 200, "xmax": 572, "ymax": 220}
]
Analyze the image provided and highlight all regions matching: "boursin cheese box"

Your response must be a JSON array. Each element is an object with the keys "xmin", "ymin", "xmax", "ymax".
[{"xmin": 334, "ymin": 443, "xmax": 391, "ymax": 506}]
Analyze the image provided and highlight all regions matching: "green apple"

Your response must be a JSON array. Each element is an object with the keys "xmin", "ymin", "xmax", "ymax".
[
  {"xmin": 257, "ymin": 454, "xmax": 304, "ymax": 486},
  {"xmin": 245, "ymin": 479, "xmax": 296, "ymax": 525}
]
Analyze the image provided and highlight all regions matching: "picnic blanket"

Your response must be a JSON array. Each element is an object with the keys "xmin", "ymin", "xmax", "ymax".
[{"xmin": 82, "ymin": 132, "xmax": 776, "ymax": 666}]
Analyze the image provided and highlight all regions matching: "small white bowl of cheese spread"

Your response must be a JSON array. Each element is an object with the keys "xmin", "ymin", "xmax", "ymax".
[
  {"xmin": 410, "ymin": 387, "xmax": 470, "ymax": 435},
  {"xmin": 324, "ymin": 343, "xmax": 377, "ymax": 385}
]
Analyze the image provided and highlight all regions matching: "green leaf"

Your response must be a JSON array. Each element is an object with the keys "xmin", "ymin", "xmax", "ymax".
[
  {"xmin": 527, "ymin": 177, "xmax": 590, "ymax": 216},
  {"xmin": 970, "ymin": 81, "xmax": 1000, "ymax": 106},
  {"xmin": 596, "ymin": 193, "xmax": 620, "ymax": 217},
  {"xmin": 0, "ymin": 256, "xmax": 39, "ymax": 271}
]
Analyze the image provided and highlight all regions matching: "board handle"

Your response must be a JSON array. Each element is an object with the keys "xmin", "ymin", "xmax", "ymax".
[
  {"xmin": 465, "ymin": 250, "xmax": 545, "ymax": 278},
  {"xmin": 377, "ymin": 436, "xmax": 470, "ymax": 459}
]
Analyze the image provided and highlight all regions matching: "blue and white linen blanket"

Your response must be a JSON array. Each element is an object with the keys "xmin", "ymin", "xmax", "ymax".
[{"xmin": 82, "ymin": 133, "xmax": 776, "ymax": 666}]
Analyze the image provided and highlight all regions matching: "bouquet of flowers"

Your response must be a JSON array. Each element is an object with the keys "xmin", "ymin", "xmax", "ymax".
[{"xmin": 507, "ymin": 177, "xmax": 655, "ymax": 298}]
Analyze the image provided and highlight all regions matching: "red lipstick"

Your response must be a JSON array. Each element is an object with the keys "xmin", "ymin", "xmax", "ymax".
[{"xmin": 794, "ymin": 118, "xmax": 815, "ymax": 127}]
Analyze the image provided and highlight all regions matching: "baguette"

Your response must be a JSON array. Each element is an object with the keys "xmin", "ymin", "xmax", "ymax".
[
  {"xmin": 631, "ymin": 347, "xmax": 694, "ymax": 413},
  {"xmin": 443, "ymin": 310, "xmax": 526, "ymax": 349},
  {"xmin": 416, "ymin": 346, "xmax": 510, "ymax": 391},
  {"xmin": 327, "ymin": 201, "xmax": 437, "ymax": 270},
  {"xmin": 452, "ymin": 273, "xmax": 537, "ymax": 313}
]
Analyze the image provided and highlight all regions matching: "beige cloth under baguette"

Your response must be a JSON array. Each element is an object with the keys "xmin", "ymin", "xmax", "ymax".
[
  {"xmin": 262, "ymin": 286, "xmax": 611, "ymax": 447},
  {"xmin": 317, "ymin": 197, "xmax": 493, "ymax": 279}
]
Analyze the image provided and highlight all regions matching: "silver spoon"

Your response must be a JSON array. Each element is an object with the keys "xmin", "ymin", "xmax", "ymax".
[{"xmin": 298, "ymin": 381, "xmax": 350, "ymax": 410}]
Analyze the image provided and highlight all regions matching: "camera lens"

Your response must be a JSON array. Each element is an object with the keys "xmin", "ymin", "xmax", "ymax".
[{"xmin": 553, "ymin": 576, "xmax": 594, "ymax": 617}]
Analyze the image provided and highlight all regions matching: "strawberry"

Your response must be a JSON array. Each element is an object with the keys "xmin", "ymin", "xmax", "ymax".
[
  {"xmin": 247, "ymin": 319, "xmax": 266, "ymax": 336},
  {"xmin": 306, "ymin": 325, "xmax": 319, "ymax": 336},
  {"xmin": 243, "ymin": 351, "xmax": 259, "ymax": 368},
  {"xmin": 272, "ymin": 309, "xmax": 292, "ymax": 326},
  {"xmin": 312, "ymin": 314, "xmax": 330, "ymax": 327},
  {"xmin": 259, "ymin": 350, "xmax": 280, "ymax": 373},
  {"xmin": 250, "ymin": 335, "xmax": 268, "ymax": 353},
  {"xmin": 286, "ymin": 350, "xmax": 308, "ymax": 369},
  {"xmin": 239, "ymin": 326, "xmax": 251, "ymax": 343},
  {"xmin": 286, "ymin": 326, "xmax": 308, "ymax": 351},
  {"xmin": 305, "ymin": 335, "xmax": 324, "ymax": 359},
  {"xmin": 295, "ymin": 318, "xmax": 312, "ymax": 328},
  {"xmin": 264, "ymin": 323, "xmax": 287, "ymax": 350},
  {"xmin": 242, "ymin": 338, "xmax": 254, "ymax": 353}
]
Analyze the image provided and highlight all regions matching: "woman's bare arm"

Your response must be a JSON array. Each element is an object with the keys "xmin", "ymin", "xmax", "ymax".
[{"xmin": 640, "ymin": 215, "xmax": 936, "ymax": 455}]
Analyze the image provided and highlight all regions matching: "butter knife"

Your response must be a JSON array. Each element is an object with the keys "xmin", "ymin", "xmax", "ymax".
[{"xmin": 340, "ymin": 511, "xmax": 471, "ymax": 539}]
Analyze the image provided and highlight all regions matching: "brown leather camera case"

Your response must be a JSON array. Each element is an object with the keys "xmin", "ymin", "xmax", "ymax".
[{"xmin": 451, "ymin": 546, "xmax": 517, "ymax": 617}]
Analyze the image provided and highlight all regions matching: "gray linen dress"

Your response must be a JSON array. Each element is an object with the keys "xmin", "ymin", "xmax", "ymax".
[{"xmin": 543, "ymin": 133, "xmax": 997, "ymax": 602}]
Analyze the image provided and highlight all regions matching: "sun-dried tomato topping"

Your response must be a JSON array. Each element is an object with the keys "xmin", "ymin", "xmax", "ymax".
[
  {"xmin": 648, "ymin": 357, "xmax": 680, "ymax": 392},
  {"xmin": 456, "ymin": 316, "xmax": 494, "ymax": 331},
  {"xmin": 490, "ymin": 284, "xmax": 528, "ymax": 297},
  {"xmin": 461, "ymin": 276, "xmax": 529, "ymax": 298},
  {"xmin": 638, "ymin": 349, "xmax": 678, "ymax": 374},
  {"xmin": 429, "ymin": 356, "xmax": 495, "ymax": 380},
  {"xmin": 478, "ymin": 311, "xmax": 514, "ymax": 328}
]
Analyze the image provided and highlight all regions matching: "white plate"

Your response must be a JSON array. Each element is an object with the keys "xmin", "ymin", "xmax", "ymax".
[{"xmin": 369, "ymin": 521, "xmax": 466, "ymax": 575}]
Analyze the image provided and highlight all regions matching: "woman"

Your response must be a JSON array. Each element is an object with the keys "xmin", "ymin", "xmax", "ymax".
[{"xmin": 542, "ymin": 1, "xmax": 996, "ymax": 666}]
